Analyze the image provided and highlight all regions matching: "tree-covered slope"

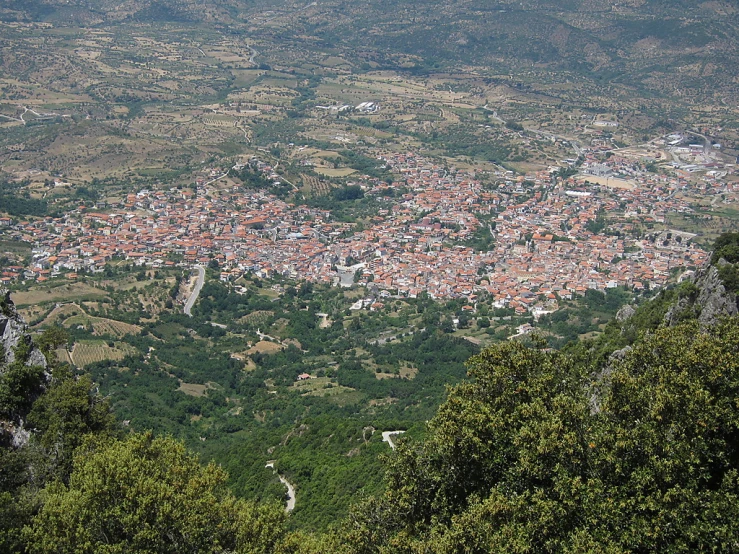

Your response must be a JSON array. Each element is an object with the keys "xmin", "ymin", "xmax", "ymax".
[
  {"xmin": 338, "ymin": 319, "xmax": 739, "ymax": 553},
  {"xmin": 334, "ymin": 233, "xmax": 739, "ymax": 552}
]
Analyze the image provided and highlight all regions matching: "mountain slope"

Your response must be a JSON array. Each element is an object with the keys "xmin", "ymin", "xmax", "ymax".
[{"xmin": 335, "ymin": 234, "xmax": 739, "ymax": 552}]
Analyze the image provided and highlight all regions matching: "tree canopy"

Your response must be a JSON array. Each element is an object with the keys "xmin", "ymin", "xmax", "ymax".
[
  {"xmin": 340, "ymin": 319, "xmax": 739, "ymax": 552},
  {"xmin": 26, "ymin": 432, "xmax": 290, "ymax": 554}
]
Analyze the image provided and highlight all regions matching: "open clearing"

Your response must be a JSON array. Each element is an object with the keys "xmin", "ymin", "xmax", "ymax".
[
  {"xmin": 64, "ymin": 314, "xmax": 141, "ymax": 337},
  {"xmin": 12, "ymin": 283, "xmax": 108, "ymax": 306},
  {"xmin": 246, "ymin": 340, "xmax": 283, "ymax": 354},
  {"xmin": 293, "ymin": 377, "xmax": 356, "ymax": 398},
  {"xmin": 574, "ymin": 174, "xmax": 636, "ymax": 190},
  {"xmin": 31, "ymin": 303, "xmax": 82, "ymax": 327},
  {"xmin": 314, "ymin": 167, "xmax": 357, "ymax": 177},
  {"xmin": 178, "ymin": 381, "xmax": 214, "ymax": 397}
]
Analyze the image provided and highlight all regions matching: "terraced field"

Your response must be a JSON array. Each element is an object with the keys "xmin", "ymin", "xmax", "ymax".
[
  {"xmin": 300, "ymin": 173, "xmax": 334, "ymax": 196},
  {"xmin": 64, "ymin": 315, "xmax": 141, "ymax": 338},
  {"xmin": 238, "ymin": 310, "xmax": 275, "ymax": 326},
  {"xmin": 70, "ymin": 340, "xmax": 139, "ymax": 367}
]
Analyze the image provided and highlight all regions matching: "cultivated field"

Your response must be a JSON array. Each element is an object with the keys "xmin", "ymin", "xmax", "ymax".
[
  {"xmin": 314, "ymin": 168, "xmax": 357, "ymax": 178},
  {"xmin": 178, "ymin": 381, "xmax": 215, "ymax": 397},
  {"xmin": 238, "ymin": 310, "xmax": 274, "ymax": 326},
  {"xmin": 64, "ymin": 315, "xmax": 141, "ymax": 337},
  {"xmin": 69, "ymin": 340, "xmax": 138, "ymax": 367},
  {"xmin": 246, "ymin": 340, "xmax": 283, "ymax": 355}
]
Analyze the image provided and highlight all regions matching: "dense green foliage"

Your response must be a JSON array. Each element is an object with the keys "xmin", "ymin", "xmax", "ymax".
[
  {"xmin": 26, "ymin": 432, "xmax": 291, "ymax": 554},
  {"xmin": 711, "ymin": 232, "xmax": 739, "ymax": 293},
  {"xmin": 0, "ymin": 194, "xmax": 47, "ymax": 217},
  {"xmin": 710, "ymin": 232, "xmax": 739, "ymax": 265},
  {"xmin": 0, "ymin": 326, "xmax": 118, "ymax": 552},
  {"xmin": 340, "ymin": 319, "xmax": 739, "ymax": 552},
  {"xmin": 538, "ymin": 287, "xmax": 633, "ymax": 347},
  {"xmin": 31, "ymin": 267, "xmax": 483, "ymax": 529}
]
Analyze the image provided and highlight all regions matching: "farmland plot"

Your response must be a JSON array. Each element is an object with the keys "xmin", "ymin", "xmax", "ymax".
[
  {"xmin": 70, "ymin": 340, "xmax": 139, "ymax": 367},
  {"xmin": 64, "ymin": 315, "xmax": 141, "ymax": 337}
]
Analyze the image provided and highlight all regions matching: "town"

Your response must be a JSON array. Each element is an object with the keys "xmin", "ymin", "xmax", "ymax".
[{"xmin": 4, "ymin": 140, "xmax": 730, "ymax": 318}]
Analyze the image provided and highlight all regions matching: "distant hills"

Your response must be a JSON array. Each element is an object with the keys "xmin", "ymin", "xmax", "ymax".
[{"xmin": 3, "ymin": 0, "xmax": 735, "ymax": 116}]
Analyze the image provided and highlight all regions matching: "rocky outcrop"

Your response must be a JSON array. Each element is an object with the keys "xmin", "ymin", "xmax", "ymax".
[
  {"xmin": 664, "ymin": 260, "xmax": 738, "ymax": 328},
  {"xmin": 592, "ymin": 256, "xmax": 738, "ymax": 415},
  {"xmin": 615, "ymin": 305, "xmax": 635, "ymax": 322},
  {"xmin": 0, "ymin": 289, "xmax": 47, "ymax": 369},
  {"xmin": 0, "ymin": 288, "xmax": 49, "ymax": 448}
]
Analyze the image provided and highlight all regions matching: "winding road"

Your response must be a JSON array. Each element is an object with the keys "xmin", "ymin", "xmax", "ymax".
[
  {"xmin": 265, "ymin": 462, "xmax": 296, "ymax": 513},
  {"xmin": 184, "ymin": 265, "xmax": 205, "ymax": 317},
  {"xmin": 279, "ymin": 475, "xmax": 296, "ymax": 512}
]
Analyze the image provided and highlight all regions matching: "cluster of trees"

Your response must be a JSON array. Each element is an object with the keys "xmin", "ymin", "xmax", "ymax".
[
  {"xmin": 0, "ymin": 180, "xmax": 47, "ymax": 217},
  {"xmin": 711, "ymin": 232, "xmax": 739, "ymax": 293},
  {"xmin": 71, "ymin": 275, "xmax": 488, "ymax": 528},
  {"xmin": 7, "ymin": 313, "xmax": 739, "ymax": 552},
  {"xmin": 340, "ymin": 318, "xmax": 739, "ymax": 552},
  {"xmin": 537, "ymin": 287, "xmax": 634, "ymax": 347},
  {"xmin": 28, "ymin": 432, "xmax": 299, "ymax": 554},
  {"xmin": 1, "ymin": 325, "xmax": 117, "ymax": 551},
  {"xmin": 236, "ymin": 165, "xmax": 292, "ymax": 199}
]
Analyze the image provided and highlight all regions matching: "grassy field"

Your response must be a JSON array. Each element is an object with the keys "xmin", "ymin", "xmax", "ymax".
[
  {"xmin": 32, "ymin": 303, "xmax": 82, "ymax": 326},
  {"xmin": 247, "ymin": 341, "xmax": 283, "ymax": 355},
  {"xmin": 238, "ymin": 310, "xmax": 274, "ymax": 326},
  {"xmin": 0, "ymin": 240, "xmax": 32, "ymax": 255},
  {"xmin": 55, "ymin": 347, "xmax": 73, "ymax": 365},
  {"xmin": 11, "ymin": 283, "xmax": 108, "ymax": 307},
  {"xmin": 293, "ymin": 376, "xmax": 357, "ymax": 401},
  {"xmin": 314, "ymin": 167, "xmax": 357, "ymax": 177},
  {"xmin": 178, "ymin": 381, "xmax": 212, "ymax": 397}
]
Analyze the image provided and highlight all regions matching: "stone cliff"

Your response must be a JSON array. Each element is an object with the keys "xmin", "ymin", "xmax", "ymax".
[
  {"xmin": 0, "ymin": 288, "xmax": 48, "ymax": 448},
  {"xmin": 665, "ymin": 259, "xmax": 739, "ymax": 327}
]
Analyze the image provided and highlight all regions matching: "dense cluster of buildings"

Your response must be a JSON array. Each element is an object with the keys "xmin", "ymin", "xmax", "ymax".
[{"xmin": 3, "ymin": 148, "xmax": 725, "ymax": 314}]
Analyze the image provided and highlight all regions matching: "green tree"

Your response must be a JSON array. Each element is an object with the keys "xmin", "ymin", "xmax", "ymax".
[
  {"xmin": 711, "ymin": 232, "xmax": 739, "ymax": 264},
  {"xmin": 26, "ymin": 432, "xmax": 289, "ymax": 554},
  {"xmin": 26, "ymin": 368, "xmax": 117, "ymax": 482}
]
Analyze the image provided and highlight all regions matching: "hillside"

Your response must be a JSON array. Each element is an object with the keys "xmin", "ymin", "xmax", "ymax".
[
  {"xmin": 2, "ymin": 235, "xmax": 739, "ymax": 552},
  {"xmin": 0, "ymin": 0, "xmax": 738, "ymax": 547},
  {"xmin": 332, "ymin": 233, "xmax": 739, "ymax": 552},
  {"xmin": 2, "ymin": 0, "xmax": 737, "ymax": 119}
]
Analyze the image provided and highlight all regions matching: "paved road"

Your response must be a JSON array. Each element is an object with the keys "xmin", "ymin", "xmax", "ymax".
[
  {"xmin": 266, "ymin": 462, "xmax": 296, "ymax": 512},
  {"xmin": 184, "ymin": 265, "xmax": 205, "ymax": 317},
  {"xmin": 204, "ymin": 170, "xmax": 229, "ymax": 186},
  {"xmin": 382, "ymin": 430, "xmax": 405, "ymax": 450},
  {"xmin": 279, "ymin": 475, "xmax": 296, "ymax": 512}
]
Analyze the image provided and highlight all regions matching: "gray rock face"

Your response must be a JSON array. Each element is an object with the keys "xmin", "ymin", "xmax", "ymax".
[
  {"xmin": 0, "ymin": 289, "xmax": 47, "ymax": 370},
  {"xmin": 0, "ymin": 289, "xmax": 49, "ymax": 449},
  {"xmin": 696, "ymin": 261, "xmax": 738, "ymax": 326},
  {"xmin": 616, "ymin": 305, "xmax": 635, "ymax": 322},
  {"xmin": 664, "ymin": 261, "xmax": 738, "ymax": 328}
]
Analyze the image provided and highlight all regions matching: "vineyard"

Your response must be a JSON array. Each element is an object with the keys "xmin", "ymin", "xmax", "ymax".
[
  {"xmin": 202, "ymin": 118, "xmax": 236, "ymax": 127},
  {"xmin": 55, "ymin": 347, "xmax": 73, "ymax": 366},
  {"xmin": 238, "ymin": 310, "xmax": 274, "ymax": 326},
  {"xmin": 64, "ymin": 315, "xmax": 141, "ymax": 338},
  {"xmin": 70, "ymin": 340, "xmax": 139, "ymax": 368},
  {"xmin": 300, "ymin": 173, "xmax": 334, "ymax": 196}
]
